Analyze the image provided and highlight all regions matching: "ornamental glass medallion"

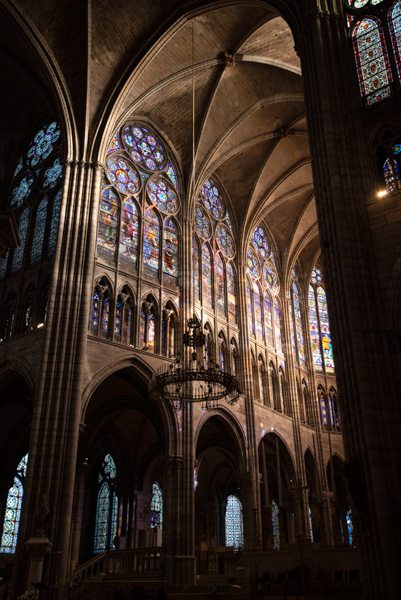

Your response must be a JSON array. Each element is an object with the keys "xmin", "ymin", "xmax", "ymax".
[
  {"xmin": 317, "ymin": 287, "xmax": 335, "ymax": 371},
  {"xmin": 10, "ymin": 176, "xmax": 33, "ymax": 207},
  {"xmin": 311, "ymin": 267, "xmax": 323, "ymax": 285},
  {"xmin": 150, "ymin": 483, "xmax": 163, "ymax": 528},
  {"xmin": 254, "ymin": 282, "xmax": 264, "ymax": 341},
  {"xmin": 98, "ymin": 187, "xmax": 118, "ymax": 260},
  {"xmin": 143, "ymin": 210, "xmax": 160, "ymax": 275},
  {"xmin": 308, "ymin": 286, "xmax": 322, "ymax": 368},
  {"xmin": 26, "ymin": 122, "xmax": 60, "ymax": 168},
  {"xmin": 227, "ymin": 262, "xmax": 236, "ymax": 323},
  {"xmin": 147, "ymin": 177, "xmax": 178, "ymax": 213},
  {"xmin": 252, "ymin": 226, "xmax": 269, "ymax": 258},
  {"xmin": 106, "ymin": 157, "xmax": 140, "ymax": 195},
  {"xmin": 272, "ymin": 500, "xmax": 280, "ymax": 550},
  {"xmin": 194, "ymin": 204, "xmax": 211, "ymax": 239},
  {"xmin": 202, "ymin": 244, "xmax": 212, "ymax": 308},
  {"xmin": 200, "ymin": 180, "xmax": 225, "ymax": 219},
  {"xmin": 215, "ymin": 253, "xmax": 225, "ymax": 313},
  {"xmin": 216, "ymin": 223, "xmax": 234, "ymax": 258},
  {"xmin": 225, "ymin": 495, "xmax": 244, "ymax": 550},
  {"xmin": 30, "ymin": 196, "xmax": 48, "ymax": 264},
  {"xmin": 274, "ymin": 297, "xmax": 283, "ymax": 353},
  {"xmin": 91, "ymin": 291, "xmax": 100, "ymax": 330},
  {"xmin": 352, "ymin": 17, "xmax": 392, "ymax": 106},
  {"xmin": 114, "ymin": 298, "xmax": 122, "ymax": 335},
  {"xmin": 389, "ymin": 1, "xmax": 401, "ymax": 80},
  {"xmin": 264, "ymin": 264, "xmax": 278, "ymax": 294},
  {"xmin": 247, "ymin": 249, "xmax": 259, "ymax": 279},
  {"xmin": 293, "ymin": 283, "xmax": 305, "ymax": 363},
  {"xmin": 122, "ymin": 125, "xmax": 166, "ymax": 172},
  {"xmin": 120, "ymin": 198, "xmax": 139, "ymax": 266},
  {"xmin": 43, "ymin": 157, "xmax": 63, "ymax": 189},
  {"xmin": 102, "ymin": 295, "xmax": 110, "ymax": 333},
  {"xmin": 0, "ymin": 454, "xmax": 28, "ymax": 553},
  {"xmin": 163, "ymin": 219, "xmax": 178, "ymax": 277}
]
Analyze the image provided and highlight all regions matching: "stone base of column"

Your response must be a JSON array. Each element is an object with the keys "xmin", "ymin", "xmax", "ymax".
[
  {"xmin": 24, "ymin": 537, "xmax": 53, "ymax": 592},
  {"xmin": 164, "ymin": 555, "xmax": 196, "ymax": 586}
]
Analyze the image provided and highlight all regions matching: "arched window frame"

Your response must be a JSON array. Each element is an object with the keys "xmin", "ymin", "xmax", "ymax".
[
  {"xmin": 140, "ymin": 296, "xmax": 158, "ymax": 353},
  {"xmin": 0, "ymin": 453, "xmax": 28, "ymax": 553},
  {"xmin": 22, "ymin": 284, "xmax": 36, "ymax": 333},
  {"xmin": 258, "ymin": 355, "xmax": 267, "ymax": 405},
  {"xmin": 93, "ymin": 454, "xmax": 118, "ymax": 554},
  {"xmin": 225, "ymin": 495, "xmax": 244, "ymax": 550},
  {"xmin": 308, "ymin": 267, "xmax": 335, "ymax": 374},
  {"xmin": 162, "ymin": 302, "xmax": 178, "ymax": 358},
  {"xmin": 113, "ymin": 287, "xmax": 135, "ymax": 346},
  {"xmin": 150, "ymin": 482, "xmax": 163, "ymax": 529},
  {"xmin": 289, "ymin": 274, "xmax": 306, "ymax": 366}
]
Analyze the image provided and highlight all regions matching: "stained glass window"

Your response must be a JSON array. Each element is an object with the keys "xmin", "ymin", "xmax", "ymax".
[
  {"xmin": 0, "ymin": 454, "xmax": 28, "ymax": 553},
  {"xmin": 216, "ymin": 224, "xmax": 234, "ymax": 258},
  {"xmin": 389, "ymin": 2, "xmax": 401, "ymax": 79},
  {"xmin": 259, "ymin": 365, "xmax": 265, "ymax": 403},
  {"xmin": 98, "ymin": 187, "xmax": 118, "ymax": 260},
  {"xmin": 193, "ymin": 236, "xmax": 200, "ymax": 301},
  {"xmin": 166, "ymin": 163, "xmax": 178, "ymax": 189},
  {"xmin": 24, "ymin": 293, "xmax": 34, "ymax": 331},
  {"xmin": 346, "ymin": 508, "xmax": 354, "ymax": 546},
  {"xmin": 247, "ymin": 249, "xmax": 259, "ymax": 280},
  {"xmin": 293, "ymin": 283, "xmax": 305, "ymax": 364},
  {"xmin": 254, "ymin": 282, "xmax": 264, "ymax": 341},
  {"xmin": 42, "ymin": 157, "xmax": 63, "ymax": 189},
  {"xmin": 148, "ymin": 312, "xmax": 155, "ymax": 352},
  {"xmin": 127, "ymin": 306, "xmax": 133, "ymax": 342},
  {"xmin": 320, "ymin": 394, "xmax": 328, "ymax": 425},
  {"xmin": 274, "ymin": 298, "xmax": 283, "ymax": 353},
  {"xmin": 11, "ymin": 207, "xmax": 29, "ymax": 273},
  {"xmin": 48, "ymin": 189, "xmax": 62, "ymax": 257},
  {"xmin": 247, "ymin": 279, "xmax": 254, "ymax": 336},
  {"xmin": 289, "ymin": 299, "xmax": 297, "ymax": 362},
  {"xmin": 2, "ymin": 300, "xmax": 15, "ymax": 340},
  {"xmin": 383, "ymin": 142, "xmax": 401, "ymax": 191},
  {"xmin": 309, "ymin": 507, "xmax": 314, "ymax": 542},
  {"xmin": 120, "ymin": 198, "xmax": 139, "ymax": 266},
  {"xmin": 143, "ymin": 210, "xmax": 160, "ymax": 275},
  {"xmin": 30, "ymin": 197, "xmax": 48, "ymax": 264},
  {"xmin": 201, "ymin": 180, "xmax": 225, "ymax": 219},
  {"xmin": 220, "ymin": 344, "xmax": 225, "ymax": 371},
  {"xmin": 252, "ymin": 226, "xmax": 269, "ymax": 258},
  {"xmin": 91, "ymin": 291, "xmax": 100, "ymax": 331},
  {"xmin": 265, "ymin": 294, "xmax": 273, "ymax": 345},
  {"xmin": 150, "ymin": 483, "xmax": 163, "ymax": 528},
  {"xmin": 215, "ymin": 254, "xmax": 225, "ymax": 313},
  {"xmin": 94, "ymin": 454, "xmax": 118, "ymax": 554},
  {"xmin": 114, "ymin": 297, "xmax": 122, "ymax": 336},
  {"xmin": 105, "ymin": 157, "xmax": 140, "ymax": 196},
  {"xmin": 202, "ymin": 244, "xmax": 212, "ymax": 308},
  {"xmin": 140, "ymin": 309, "xmax": 146, "ymax": 347},
  {"xmin": 272, "ymin": 499, "xmax": 280, "ymax": 550},
  {"xmin": 147, "ymin": 177, "xmax": 178, "ymax": 213},
  {"xmin": 194, "ymin": 204, "xmax": 211, "ymax": 239},
  {"xmin": 163, "ymin": 219, "xmax": 178, "ymax": 277},
  {"xmin": 0, "ymin": 251, "xmax": 9, "ymax": 279},
  {"xmin": 352, "ymin": 17, "xmax": 392, "ymax": 106},
  {"xmin": 101, "ymin": 294, "xmax": 110, "ymax": 334},
  {"xmin": 308, "ymin": 285, "xmax": 323, "ymax": 369},
  {"xmin": 122, "ymin": 125, "xmax": 167, "ymax": 172},
  {"xmin": 27, "ymin": 122, "xmax": 60, "ymax": 168},
  {"xmin": 317, "ymin": 287, "xmax": 335, "ymax": 371},
  {"xmin": 225, "ymin": 495, "xmax": 244, "ymax": 550},
  {"xmin": 227, "ymin": 262, "xmax": 236, "ymax": 323},
  {"xmin": 269, "ymin": 367, "xmax": 276, "ymax": 408}
]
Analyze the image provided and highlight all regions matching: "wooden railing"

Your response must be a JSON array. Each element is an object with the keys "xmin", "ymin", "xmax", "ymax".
[{"xmin": 71, "ymin": 547, "xmax": 164, "ymax": 583}]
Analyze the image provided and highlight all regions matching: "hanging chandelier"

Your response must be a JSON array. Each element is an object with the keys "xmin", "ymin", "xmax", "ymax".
[{"xmin": 151, "ymin": 318, "xmax": 241, "ymax": 411}]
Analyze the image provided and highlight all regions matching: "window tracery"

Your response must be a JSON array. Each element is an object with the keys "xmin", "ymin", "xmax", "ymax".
[
  {"xmin": 0, "ymin": 454, "xmax": 28, "ymax": 553},
  {"xmin": 225, "ymin": 495, "xmax": 244, "ymax": 549},
  {"xmin": 151, "ymin": 482, "xmax": 163, "ymax": 528},
  {"xmin": 308, "ymin": 267, "xmax": 335, "ymax": 373},
  {"xmin": 94, "ymin": 454, "xmax": 118, "ymax": 554}
]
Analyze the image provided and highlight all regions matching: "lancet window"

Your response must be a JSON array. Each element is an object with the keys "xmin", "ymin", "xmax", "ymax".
[
  {"xmin": 225, "ymin": 495, "xmax": 244, "ymax": 550},
  {"xmin": 151, "ymin": 482, "xmax": 163, "ymax": 528},
  {"xmin": 289, "ymin": 269, "xmax": 306, "ymax": 365},
  {"xmin": 308, "ymin": 267, "xmax": 335, "ymax": 373},
  {"xmin": 94, "ymin": 454, "xmax": 118, "ymax": 554},
  {"xmin": 0, "ymin": 454, "xmax": 28, "ymax": 553},
  {"xmin": 192, "ymin": 179, "xmax": 236, "ymax": 322}
]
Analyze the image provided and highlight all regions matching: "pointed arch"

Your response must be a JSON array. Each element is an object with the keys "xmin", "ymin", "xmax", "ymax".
[{"xmin": 0, "ymin": 453, "xmax": 28, "ymax": 553}]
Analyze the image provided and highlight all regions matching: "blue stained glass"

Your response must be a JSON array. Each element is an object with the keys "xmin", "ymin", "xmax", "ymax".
[
  {"xmin": 264, "ymin": 264, "xmax": 278, "ymax": 294},
  {"xmin": 43, "ymin": 157, "xmax": 63, "ymax": 189},
  {"xmin": 148, "ymin": 177, "xmax": 178, "ymax": 213},
  {"xmin": 216, "ymin": 223, "xmax": 234, "ymax": 258},
  {"xmin": 252, "ymin": 226, "xmax": 269, "ymax": 258},
  {"xmin": 272, "ymin": 499, "xmax": 280, "ymax": 550},
  {"xmin": 194, "ymin": 204, "xmax": 211, "ymax": 239},
  {"xmin": 150, "ymin": 483, "xmax": 163, "ymax": 529},
  {"xmin": 166, "ymin": 163, "xmax": 178, "ymax": 189},
  {"xmin": 202, "ymin": 244, "xmax": 212, "ymax": 308},
  {"xmin": 201, "ymin": 179, "xmax": 225, "ymax": 219},
  {"xmin": 247, "ymin": 249, "xmax": 259, "ymax": 279},
  {"xmin": 114, "ymin": 298, "xmax": 122, "ymax": 335},
  {"xmin": 107, "ymin": 132, "xmax": 121, "ymax": 153},
  {"xmin": 27, "ymin": 122, "xmax": 60, "ymax": 168},
  {"xmin": 48, "ymin": 189, "xmax": 62, "ymax": 256},
  {"xmin": 91, "ymin": 291, "xmax": 100, "ymax": 329},
  {"xmin": 320, "ymin": 395, "xmax": 327, "ymax": 425},
  {"xmin": 120, "ymin": 198, "xmax": 138, "ymax": 266},
  {"xmin": 94, "ymin": 454, "xmax": 117, "ymax": 553},
  {"xmin": 143, "ymin": 210, "xmax": 160, "ymax": 275},
  {"xmin": 384, "ymin": 157, "xmax": 397, "ymax": 191},
  {"xmin": 215, "ymin": 253, "xmax": 225, "ymax": 313},
  {"xmin": 247, "ymin": 280, "xmax": 254, "ymax": 336},
  {"xmin": 389, "ymin": 1, "xmax": 401, "ymax": 80},
  {"xmin": 123, "ymin": 125, "xmax": 166, "ymax": 171},
  {"xmin": 30, "ymin": 197, "xmax": 48, "ymax": 264},
  {"xmin": 289, "ymin": 299, "xmax": 297, "ymax": 361},
  {"xmin": 163, "ymin": 219, "xmax": 178, "ymax": 277},
  {"xmin": 309, "ymin": 507, "xmax": 314, "ymax": 542},
  {"xmin": 11, "ymin": 207, "xmax": 29, "ymax": 273},
  {"xmin": 102, "ymin": 296, "xmax": 110, "ymax": 333},
  {"xmin": 10, "ymin": 176, "xmax": 33, "ymax": 207},
  {"xmin": 0, "ymin": 250, "xmax": 9, "ymax": 279},
  {"xmin": 274, "ymin": 298, "xmax": 283, "ymax": 353},
  {"xmin": 225, "ymin": 495, "xmax": 244, "ymax": 550},
  {"xmin": 193, "ymin": 236, "xmax": 200, "ymax": 301},
  {"xmin": 140, "ymin": 309, "xmax": 146, "ymax": 347},
  {"xmin": 309, "ymin": 285, "xmax": 323, "ymax": 369},
  {"xmin": 94, "ymin": 483, "xmax": 110, "ymax": 553},
  {"xmin": 254, "ymin": 282, "xmax": 263, "ymax": 341},
  {"xmin": 225, "ymin": 212, "xmax": 233, "ymax": 231},
  {"xmin": 265, "ymin": 294, "xmax": 273, "ymax": 345},
  {"xmin": 0, "ymin": 454, "xmax": 28, "ymax": 553},
  {"xmin": 106, "ymin": 157, "xmax": 140, "ymax": 195},
  {"xmin": 13, "ymin": 157, "xmax": 23, "ymax": 177},
  {"xmin": 311, "ymin": 267, "xmax": 323, "ymax": 285},
  {"xmin": 293, "ymin": 282, "xmax": 305, "ymax": 363},
  {"xmin": 98, "ymin": 187, "xmax": 118, "ymax": 260},
  {"xmin": 227, "ymin": 262, "xmax": 236, "ymax": 322},
  {"xmin": 346, "ymin": 509, "xmax": 354, "ymax": 546}
]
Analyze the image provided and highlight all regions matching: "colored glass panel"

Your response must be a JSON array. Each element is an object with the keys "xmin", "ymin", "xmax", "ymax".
[
  {"xmin": 215, "ymin": 254, "xmax": 225, "ymax": 313},
  {"xmin": 148, "ymin": 313, "xmax": 155, "ymax": 352},
  {"xmin": 94, "ymin": 482, "xmax": 110, "ymax": 553},
  {"xmin": 94, "ymin": 454, "xmax": 117, "ymax": 554},
  {"xmin": 143, "ymin": 210, "xmax": 160, "ymax": 275},
  {"xmin": 11, "ymin": 207, "xmax": 29, "ymax": 273},
  {"xmin": 389, "ymin": 2, "xmax": 401, "ymax": 80},
  {"xmin": 194, "ymin": 204, "xmax": 211, "ymax": 239},
  {"xmin": 106, "ymin": 156, "xmax": 140, "ymax": 195},
  {"xmin": 163, "ymin": 219, "xmax": 178, "ymax": 277},
  {"xmin": 346, "ymin": 509, "xmax": 354, "ymax": 546},
  {"xmin": 27, "ymin": 122, "xmax": 60, "ymax": 168},
  {"xmin": 309, "ymin": 507, "xmax": 314, "ymax": 542},
  {"xmin": 102, "ymin": 295, "xmax": 110, "ymax": 333},
  {"xmin": 308, "ymin": 285, "xmax": 323, "ymax": 369},
  {"xmin": 272, "ymin": 500, "xmax": 280, "ymax": 550},
  {"xmin": 127, "ymin": 307, "xmax": 132, "ymax": 341},
  {"xmin": 227, "ymin": 262, "xmax": 236, "ymax": 323},
  {"xmin": 91, "ymin": 291, "xmax": 100, "ymax": 330},
  {"xmin": 202, "ymin": 245, "xmax": 212, "ymax": 308},
  {"xmin": 48, "ymin": 189, "xmax": 62, "ymax": 256},
  {"xmin": 352, "ymin": 17, "xmax": 392, "ymax": 106},
  {"xmin": 140, "ymin": 309, "xmax": 146, "ymax": 346},
  {"xmin": 264, "ymin": 263, "xmax": 278, "ymax": 294},
  {"xmin": 24, "ymin": 295, "xmax": 33, "ymax": 331},
  {"xmin": 193, "ymin": 236, "xmax": 200, "ymax": 301},
  {"xmin": 225, "ymin": 495, "xmax": 244, "ymax": 550},
  {"xmin": 0, "ymin": 251, "xmax": 9, "ymax": 279},
  {"xmin": 150, "ymin": 483, "xmax": 163, "ymax": 528},
  {"xmin": 254, "ymin": 282, "xmax": 264, "ymax": 341},
  {"xmin": 274, "ymin": 298, "xmax": 282, "ymax": 353},
  {"xmin": 10, "ymin": 176, "xmax": 33, "ymax": 207},
  {"xmin": 114, "ymin": 298, "xmax": 122, "ymax": 335},
  {"xmin": 0, "ymin": 454, "xmax": 28, "ymax": 553},
  {"xmin": 293, "ymin": 283, "xmax": 305, "ymax": 364},
  {"xmin": 107, "ymin": 132, "xmax": 121, "ymax": 154},
  {"xmin": 120, "ymin": 198, "xmax": 139, "ymax": 266},
  {"xmin": 122, "ymin": 125, "xmax": 167, "ymax": 172},
  {"xmin": 252, "ymin": 226, "xmax": 269, "ymax": 258},
  {"xmin": 320, "ymin": 395, "xmax": 328, "ymax": 425},
  {"xmin": 194, "ymin": 466, "xmax": 199, "ymax": 491},
  {"xmin": 201, "ymin": 179, "xmax": 225, "ymax": 219},
  {"xmin": 264, "ymin": 294, "xmax": 273, "ymax": 345},
  {"xmin": 259, "ymin": 367, "xmax": 265, "ymax": 402},
  {"xmin": 220, "ymin": 345, "xmax": 225, "ymax": 371},
  {"xmin": 30, "ymin": 196, "xmax": 48, "ymax": 264},
  {"xmin": 247, "ymin": 280, "xmax": 254, "ymax": 336},
  {"xmin": 383, "ymin": 157, "xmax": 397, "ymax": 191},
  {"xmin": 43, "ymin": 157, "xmax": 63, "ymax": 189},
  {"xmin": 289, "ymin": 299, "xmax": 297, "ymax": 362},
  {"xmin": 148, "ymin": 177, "xmax": 178, "ymax": 213},
  {"xmin": 317, "ymin": 287, "xmax": 335, "ymax": 372},
  {"xmin": 247, "ymin": 249, "xmax": 259, "ymax": 279},
  {"xmin": 98, "ymin": 187, "xmax": 118, "ymax": 260},
  {"xmin": 166, "ymin": 163, "xmax": 178, "ymax": 189},
  {"xmin": 216, "ymin": 223, "xmax": 234, "ymax": 258}
]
